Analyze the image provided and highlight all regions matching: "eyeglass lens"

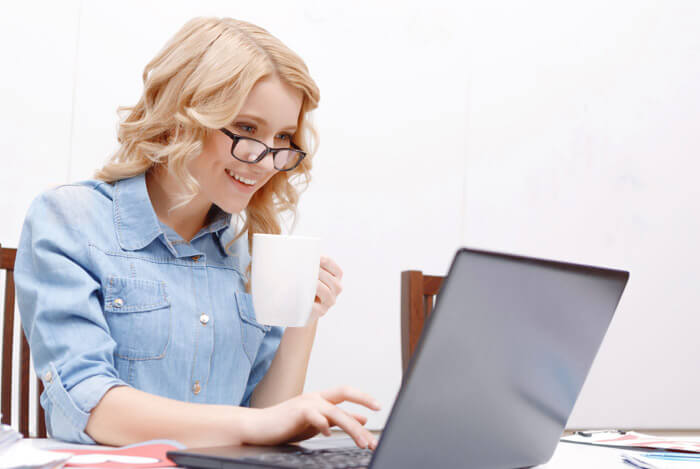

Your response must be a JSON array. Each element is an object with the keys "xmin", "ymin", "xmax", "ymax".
[{"xmin": 233, "ymin": 138, "xmax": 299, "ymax": 171}]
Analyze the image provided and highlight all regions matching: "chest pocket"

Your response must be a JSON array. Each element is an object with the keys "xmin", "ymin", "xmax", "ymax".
[
  {"xmin": 235, "ymin": 291, "xmax": 272, "ymax": 364},
  {"xmin": 103, "ymin": 277, "xmax": 171, "ymax": 360}
]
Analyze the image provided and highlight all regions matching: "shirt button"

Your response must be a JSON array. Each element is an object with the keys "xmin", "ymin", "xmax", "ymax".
[
  {"xmin": 113, "ymin": 298, "xmax": 124, "ymax": 308},
  {"xmin": 43, "ymin": 371, "xmax": 53, "ymax": 383},
  {"xmin": 192, "ymin": 381, "xmax": 201, "ymax": 395},
  {"xmin": 199, "ymin": 314, "xmax": 210, "ymax": 325}
]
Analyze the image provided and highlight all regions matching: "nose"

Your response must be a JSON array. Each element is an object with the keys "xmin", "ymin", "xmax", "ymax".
[{"xmin": 258, "ymin": 150, "xmax": 276, "ymax": 172}]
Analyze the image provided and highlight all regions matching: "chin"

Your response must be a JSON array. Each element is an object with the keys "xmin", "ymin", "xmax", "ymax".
[{"xmin": 217, "ymin": 198, "xmax": 250, "ymax": 215}]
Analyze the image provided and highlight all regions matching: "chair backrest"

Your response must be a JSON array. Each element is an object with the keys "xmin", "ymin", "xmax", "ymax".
[
  {"xmin": 1, "ymin": 244, "xmax": 46, "ymax": 437},
  {"xmin": 400, "ymin": 270, "xmax": 444, "ymax": 374}
]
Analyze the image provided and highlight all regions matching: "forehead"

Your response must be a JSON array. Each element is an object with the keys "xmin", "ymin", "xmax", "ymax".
[{"xmin": 236, "ymin": 75, "xmax": 303, "ymax": 129}]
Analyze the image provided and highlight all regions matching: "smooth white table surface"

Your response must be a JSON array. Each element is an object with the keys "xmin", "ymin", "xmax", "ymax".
[
  {"xmin": 22, "ymin": 433, "xmax": 697, "ymax": 468},
  {"xmin": 539, "ymin": 440, "xmax": 632, "ymax": 468}
]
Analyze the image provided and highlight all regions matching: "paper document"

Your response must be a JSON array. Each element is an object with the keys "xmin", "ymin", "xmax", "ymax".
[
  {"xmin": 1, "ymin": 413, "xmax": 182, "ymax": 468},
  {"xmin": 50, "ymin": 439, "xmax": 184, "ymax": 467},
  {"xmin": 622, "ymin": 451, "xmax": 700, "ymax": 468},
  {"xmin": 562, "ymin": 431, "xmax": 700, "ymax": 453},
  {"xmin": 1, "ymin": 413, "xmax": 72, "ymax": 469},
  {"xmin": 0, "ymin": 421, "xmax": 22, "ymax": 452},
  {"xmin": 1, "ymin": 440, "xmax": 72, "ymax": 469}
]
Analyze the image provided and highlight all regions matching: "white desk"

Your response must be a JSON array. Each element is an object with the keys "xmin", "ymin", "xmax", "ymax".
[
  {"xmin": 543, "ymin": 431, "xmax": 700, "ymax": 468},
  {"xmin": 21, "ymin": 433, "xmax": 693, "ymax": 468},
  {"xmin": 540, "ymin": 440, "xmax": 633, "ymax": 468}
]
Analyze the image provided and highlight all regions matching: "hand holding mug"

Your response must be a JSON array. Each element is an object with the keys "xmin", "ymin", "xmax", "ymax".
[
  {"xmin": 252, "ymin": 234, "xmax": 343, "ymax": 327},
  {"xmin": 309, "ymin": 255, "xmax": 343, "ymax": 323}
]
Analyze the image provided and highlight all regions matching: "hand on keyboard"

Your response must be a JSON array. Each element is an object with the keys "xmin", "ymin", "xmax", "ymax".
[{"xmin": 244, "ymin": 386, "xmax": 381, "ymax": 450}]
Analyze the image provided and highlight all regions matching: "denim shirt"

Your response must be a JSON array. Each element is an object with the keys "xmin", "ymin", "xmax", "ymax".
[{"xmin": 14, "ymin": 173, "xmax": 284, "ymax": 443}]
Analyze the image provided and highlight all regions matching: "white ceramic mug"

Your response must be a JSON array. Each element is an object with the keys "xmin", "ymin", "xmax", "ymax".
[{"xmin": 251, "ymin": 233, "xmax": 321, "ymax": 327}]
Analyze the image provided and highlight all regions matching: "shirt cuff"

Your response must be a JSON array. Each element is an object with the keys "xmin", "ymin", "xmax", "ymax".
[{"xmin": 41, "ymin": 362, "xmax": 129, "ymax": 444}]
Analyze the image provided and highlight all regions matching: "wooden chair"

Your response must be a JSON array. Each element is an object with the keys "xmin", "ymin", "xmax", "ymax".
[
  {"xmin": 1, "ymin": 244, "xmax": 46, "ymax": 437},
  {"xmin": 400, "ymin": 270, "xmax": 445, "ymax": 374}
]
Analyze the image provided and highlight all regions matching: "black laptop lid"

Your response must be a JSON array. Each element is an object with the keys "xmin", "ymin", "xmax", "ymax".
[{"xmin": 370, "ymin": 248, "xmax": 628, "ymax": 469}]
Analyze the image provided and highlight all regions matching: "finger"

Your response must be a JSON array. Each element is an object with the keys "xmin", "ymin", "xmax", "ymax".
[
  {"xmin": 331, "ymin": 411, "xmax": 368, "ymax": 426},
  {"xmin": 311, "ymin": 302, "xmax": 324, "ymax": 318},
  {"xmin": 320, "ymin": 386, "xmax": 381, "ymax": 411},
  {"xmin": 319, "ymin": 268, "xmax": 342, "ymax": 297},
  {"xmin": 315, "ymin": 280, "xmax": 335, "ymax": 308},
  {"xmin": 320, "ymin": 403, "xmax": 374, "ymax": 449},
  {"xmin": 306, "ymin": 409, "xmax": 332, "ymax": 437},
  {"xmin": 348, "ymin": 412, "xmax": 369, "ymax": 425},
  {"xmin": 320, "ymin": 256, "xmax": 343, "ymax": 280}
]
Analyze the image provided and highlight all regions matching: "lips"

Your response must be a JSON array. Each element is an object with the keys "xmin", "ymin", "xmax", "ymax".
[
  {"xmin": 225, "ymin": 169, "xmax": 258, "ymax": 194},
  {"xmin": 225, "ymin": 168, "xmax": 257, "ymax": 186}
]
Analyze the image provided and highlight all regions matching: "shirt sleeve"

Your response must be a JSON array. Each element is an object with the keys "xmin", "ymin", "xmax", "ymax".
[
  {"xmin": 14, "ymin": 191, "xmax": 129, "ymax": 443},
  {"xmin": 240, "ymin": 325, "xmax": 285, "ymax": 408}
]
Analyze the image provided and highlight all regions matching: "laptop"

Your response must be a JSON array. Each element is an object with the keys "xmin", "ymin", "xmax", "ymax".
[{"xmin": 167, "ymin": 247, "xmax": 629, "ymax": 468}]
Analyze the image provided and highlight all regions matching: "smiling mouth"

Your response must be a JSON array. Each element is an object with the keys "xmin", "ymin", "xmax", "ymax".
[{"xmin": 226, "ymin": 168, "xmax": 257, "ymax": 186}]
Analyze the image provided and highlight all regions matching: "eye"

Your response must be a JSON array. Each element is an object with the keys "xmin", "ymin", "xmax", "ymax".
[
  {"xmin": 276, "ymin": 133, "xmax": 293, "ymax": 142},
  {"xmin": 236, "ymin": 124, "xmax": 255, "ymax": 134}
]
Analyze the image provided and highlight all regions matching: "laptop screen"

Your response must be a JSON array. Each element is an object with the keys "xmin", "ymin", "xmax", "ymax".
[{"xmin": 371, "ymin": 248, "xmax": 628, "ymax": 469}]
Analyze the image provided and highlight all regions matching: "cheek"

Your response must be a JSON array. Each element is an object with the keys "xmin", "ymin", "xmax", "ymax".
[
  {"xmin": 200, "ymin": 133, "xmax": 231, "ymax": 165},
  {"xmin": 191, "ymin": 145, "xmax": 228, "ymax": 176},
  {"xmin": 214, "ymin": 136, "xmax": 232, "ymax": 160}
]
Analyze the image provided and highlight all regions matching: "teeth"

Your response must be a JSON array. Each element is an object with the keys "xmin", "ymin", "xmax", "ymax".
[{"xmin": 226, "ymin": 169, "xmax": 257, "ymax": 186}]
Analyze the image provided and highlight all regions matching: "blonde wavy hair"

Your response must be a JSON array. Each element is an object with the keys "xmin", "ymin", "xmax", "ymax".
[{"xmin": 95, "ymin": 17, "xmax": 320, "ymax": 260}]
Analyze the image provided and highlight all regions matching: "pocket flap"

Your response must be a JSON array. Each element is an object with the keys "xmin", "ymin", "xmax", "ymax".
[
  {"xmin": 104, "ymin": 277, "xmax": 169, "ymax": 313},
  {"xmin": 235, "ymin": 291, "xmax": 272, "ymax": 333}
]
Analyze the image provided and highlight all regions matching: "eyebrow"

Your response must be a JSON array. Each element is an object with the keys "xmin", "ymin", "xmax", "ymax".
[{"xmin": 234, "ymin": 114, "xmax": 297, "ymax": 133}]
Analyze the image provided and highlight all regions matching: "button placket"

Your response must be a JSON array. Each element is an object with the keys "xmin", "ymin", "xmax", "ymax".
[{"xmin": 189, "ymin": 256, "xmax": 214, "ymax": 401}]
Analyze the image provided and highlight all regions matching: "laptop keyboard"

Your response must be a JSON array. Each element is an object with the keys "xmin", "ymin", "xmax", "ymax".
[{"xmin": 242, "ymin": 446, "xmax": 374, "ymax": 468}]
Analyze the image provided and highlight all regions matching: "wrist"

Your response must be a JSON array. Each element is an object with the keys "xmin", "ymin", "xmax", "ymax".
[
  {"xmin": 235, "ymin": 406, "xmax": 261, "ymax": 445},
  {"xmin": 206, "ymin": 404, "xmax": 254, "ymax": 446},
  {"xmin": 289, "ymin": 317, "xmax": 319, "ymax": 334},
  {"xmin": 237, "ymin": 406, "xmax": 267, "ymax": 446}
]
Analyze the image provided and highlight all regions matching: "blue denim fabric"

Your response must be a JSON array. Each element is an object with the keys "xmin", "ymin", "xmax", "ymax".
[{"xmin": 14, "ymin": 173, "xmax": 284, "ymax": 443}]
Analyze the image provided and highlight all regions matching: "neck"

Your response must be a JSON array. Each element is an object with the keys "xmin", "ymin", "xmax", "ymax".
[{"xmin": 145, "ymin": 166, "xmax": 211, "ymax": 243}]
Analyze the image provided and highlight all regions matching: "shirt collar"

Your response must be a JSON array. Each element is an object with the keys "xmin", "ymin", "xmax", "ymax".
[
  {"xmin": 200, "ymin": 204, "xmax": 232, "ymax": 238},
  {"xmin": 216, "ymin": 221, "xmax": 244, "ymax": 258},
  {"xmin": 113, "ymin": 173, "xmax": 233, "ymax": 251},
  {"xmin": 114, "ymin": 173, "xmax": 162, "ymax": 251}
]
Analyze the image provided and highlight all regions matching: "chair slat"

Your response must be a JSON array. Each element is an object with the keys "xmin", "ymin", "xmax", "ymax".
[
  {"xmin": 401, "ymin": 271, "xmax": 424, "ymax": 373},
  {"xmin": 1, "ymin": 261, "xmax": 14, "ymax": 426},
  {"xmin": 422, "ymin": 275, "xmax": 443, "ymax": 295},
  {"xmin": 37, "ymin": 380, "xmax": 46, "ymax": 437},
  {"xmin": 1, "ymin": 246, "xmax": 47, "ymax": 437},
  {"xmin": 401, "ymin": 270, "xmax": 445, "ymax": 375},
  {"xmin": 19, "ymin": 333, "xmax": 30, "ymax": 436},
  {"xmin": 0, "ymin": 246, "xmax": 16, "ymax": 270}
]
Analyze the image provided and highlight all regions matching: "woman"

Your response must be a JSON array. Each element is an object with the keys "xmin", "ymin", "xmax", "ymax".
[{"xmin": 14, "ymin": 17, "xmax": 380, "ymax": 450}]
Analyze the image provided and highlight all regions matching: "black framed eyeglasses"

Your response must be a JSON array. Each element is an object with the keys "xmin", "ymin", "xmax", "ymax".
[{"xmin": 219, "ymin": 128, "xmax": 306, "ymax": 172}]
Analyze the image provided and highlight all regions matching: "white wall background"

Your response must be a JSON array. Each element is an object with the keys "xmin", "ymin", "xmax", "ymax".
[
  {"xmin": 461, "ymin": 2, "xmax": 700, "ymax": 428},
  {"xmin": 0, "ymin": 0, "xmax": 698, "ymax": 434}
]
